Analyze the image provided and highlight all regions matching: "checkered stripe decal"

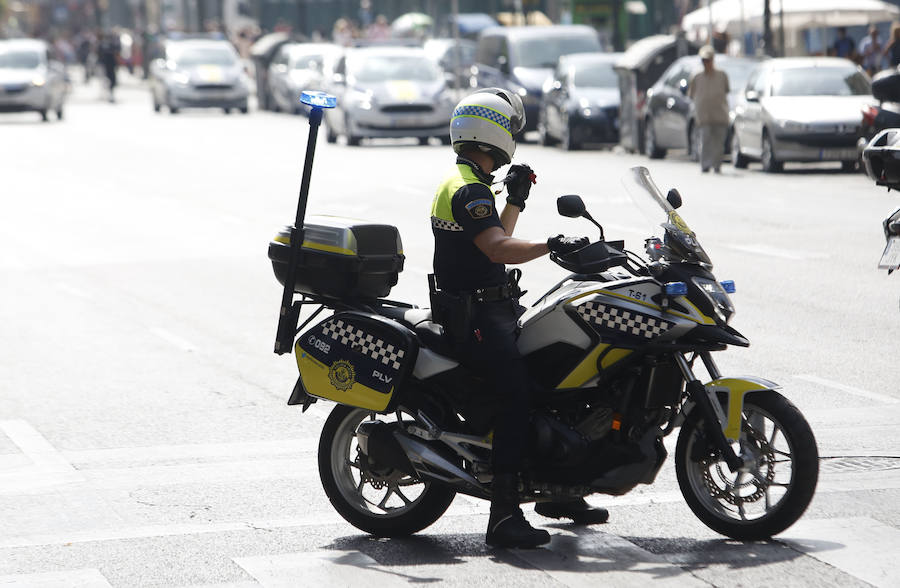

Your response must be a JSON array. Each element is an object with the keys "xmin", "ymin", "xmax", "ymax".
[
  {"xmin": 452, "ymin": 105, "xmax": 511, "ymax": 133},
  {"xmin": 322, "ymin": 319, "xmax": 405, "ymax": 369},
  {"xmin": 577, "ymin": 301, "xmax": 672, "ymax": 339},
  {"xmin": 431, "ymin": 216, "xmax": 463, "ymax": 232}
]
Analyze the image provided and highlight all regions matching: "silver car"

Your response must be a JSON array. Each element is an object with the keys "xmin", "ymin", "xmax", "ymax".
[
  {"xmin": 0, "ymin": 39, "xmax": 68, "ymax": 122},
  {"xmin": 323, "ymin": 46, "xmax": 456, "ymax": 146},
  {"xmin": 267, "ymin": 43, "xmax": 341, "ymax": 115},
  {"xmin": 732, "ymin": 57, "xmax": 872, "ymax": 172},
  {"xmin": 150, "ymin": 39, "xmax": 250, "ymax": 114}
]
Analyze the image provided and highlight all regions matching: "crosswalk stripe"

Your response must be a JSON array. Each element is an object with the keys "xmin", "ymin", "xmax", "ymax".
[
  {"xmin": 0, "ymin": 568, "xmax": 113, "ymax": 587},
  {"xmin": 233, "ymin": 551, "xmax": 409, "ymax": 588},
  {"xmin": 512, "ymin": 531, "xmax": 710, "ymax": 587},
  {"xmin": 779, "ymin": 517, "xmax": 900, "ymax": 588}
]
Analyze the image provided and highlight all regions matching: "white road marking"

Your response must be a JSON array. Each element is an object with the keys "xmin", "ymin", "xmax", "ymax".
[
  {"xmin": 0, "ymin": 420, "xmax": 76, "ymax": 471},
  {"xmin": 149, "ymin": 327, "xmax": 197, "ymax": 352},
  {"xmin": 725, "ymin": 243, "xmax": 828, "ymax": 261},
  {"xmin": 513, "ymin": 531, "xmax": 709, "ymax": 587},
  {"xmin": 0, "ymin": 568, "xmax": 113, "ymax": 587},
  {"xmin": 780, "ymin": 517, "xmax": 900, "ymax": 588},
  {"xmin": 233, "ymin": 551, "xmax": 409, "ymax": 588},
  {"xmin": 794, "ymin": 374, "xmax": 899, "ymax": 404}
]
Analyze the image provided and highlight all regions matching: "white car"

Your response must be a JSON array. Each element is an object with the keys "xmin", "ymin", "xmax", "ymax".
[
  {"xmin": 150, "ymin": 39, "xmax": 250, "ymax": 114},
  {"xmin": 267, "ymin": 42, "xmax": 341, "ymax": 115},
  {"xmin": 323, "ymin": 46, "xmax": 456, "ymax": 146},
  {"xmin": 0, "ymin": 39, "xmax": 68, "ymax": 122}
]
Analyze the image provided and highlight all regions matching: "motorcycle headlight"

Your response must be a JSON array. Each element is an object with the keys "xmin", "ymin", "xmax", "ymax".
[{"xmin": 691, "ymin": 277, "xmax": 735, "ymax": 324}]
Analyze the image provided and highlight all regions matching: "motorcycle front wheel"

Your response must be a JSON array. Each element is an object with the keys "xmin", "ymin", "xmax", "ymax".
[
  {"xmin": 675, "ymin": 390, "xmax": 818, "ymax": 540},
  {"xmin": 318, "ymin": 404, "xmax": 457, "ymax": 537}
]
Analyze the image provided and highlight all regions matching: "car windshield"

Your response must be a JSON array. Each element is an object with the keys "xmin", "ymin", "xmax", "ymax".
[
  {"xmin": 350, "ymin": 55, "xmax": 440, "ymax": 82},
  {"xmin": 291, "ymin": 54, "xmax": 323, "ymax": 70},
  {"xmin": 0, "ymin": 50, "xmax": 41, "ymax": 69},
  {"xmin": 171, "ymin": 46, "xmax": 237, "ymax": 67},
  {"xmin": 514, "ymin": 35, "xmax": 601, "ymax": 68},
  {"xmin": 719, "ymin": 60, "xmax": 757, "ymax": 93},
  {"xmin": 572, "ymin": 63, "xmax": 617, "ymax": 87},
  {"xmin": 771, "ymin": 67, "xmax": 871, "ymax": 96},
  {"xmin": 621, "ymin": 166, "xmax": 713, "ymax": 267}
]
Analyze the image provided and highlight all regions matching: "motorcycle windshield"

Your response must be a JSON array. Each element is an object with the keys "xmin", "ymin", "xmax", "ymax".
[{"xmin": 621, "ymin": 166, "xmax": 713, "ymax": 268}]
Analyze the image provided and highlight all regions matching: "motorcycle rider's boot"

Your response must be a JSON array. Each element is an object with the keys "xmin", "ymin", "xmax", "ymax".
[
  {"xmin": 486, "ymin": 474, "xmax": 550, "ymax": 548},
  {"xmin": 535, "ymin": 498, "xmax": 609, "ymax": 525}
]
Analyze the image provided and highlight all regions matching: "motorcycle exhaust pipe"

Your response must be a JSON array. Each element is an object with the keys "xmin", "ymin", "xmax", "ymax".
[{"xmin": 356, "ymin": 421, "xmax": 488, "ymax": 499}]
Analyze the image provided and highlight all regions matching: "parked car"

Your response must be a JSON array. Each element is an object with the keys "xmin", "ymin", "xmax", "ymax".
[
  {"xmin": 470, "ymin": 25, "xmax": 602, "ymax": 134},
  {"xmin": 424, "ymin": 38, "xmax": 476, "ymax": 89},
  {"xmin": 150, "ymin": 38, "xmax": 250, "ymax": 114},
  {"xmin": 613, "ymin": 34, "xmax": 698, "ymax": 153},
  {"xmin": 731, "ymin": 57, "xmax": 872, "ymax": 172},
  {"xmin": 0, "ymin": 39, "xmax": 68, "ymax": 122},
  {"xmin": 538, "ymin": 52, "xmax": 622, "ymax": 149},
  {"xmin": 322, "ymin": 46, "xmax": 456, "ymax": 146},
  {"xmin": 642, "ymin": 54, "xmax": 761, "ymax": 160},
  {"xmin": 267, "ymin": 42, "xmax": 341, "ymax": 114}
]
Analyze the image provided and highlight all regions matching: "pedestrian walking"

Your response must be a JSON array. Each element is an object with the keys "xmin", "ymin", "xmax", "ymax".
[
  {"xmin": 688, "ymin": 45, "xmax": 730, "ymax": 174},
  {"xmin": 883, "ymin": 23, "xmax": 900, "ymax": 68},
  {"xmin": 859, "ymin": 25, "xmax": 884, "ymax": 75},
  {"xmin": 97, "ymin": 31, "xmax": 121, "ymax": 103}
]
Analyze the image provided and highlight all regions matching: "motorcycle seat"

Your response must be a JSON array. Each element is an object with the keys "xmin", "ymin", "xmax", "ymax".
[{"xmin": 377, "ymin": 306, "xmax": 458, "ymax": 359}]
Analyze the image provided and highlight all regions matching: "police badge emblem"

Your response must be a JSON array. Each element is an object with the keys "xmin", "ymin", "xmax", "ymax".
[
  {"xmin": 466, "ymin": 198, "xmax": 493, "ymax": 219},
  {"xmin": 328, "ymin": 359, "xmax": 356, "ymax": 391}
]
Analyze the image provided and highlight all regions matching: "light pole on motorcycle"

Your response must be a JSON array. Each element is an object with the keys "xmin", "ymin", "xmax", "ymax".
[{"xmin": 274, "ymin": 91, "xmax": 338, "ymax": 354}]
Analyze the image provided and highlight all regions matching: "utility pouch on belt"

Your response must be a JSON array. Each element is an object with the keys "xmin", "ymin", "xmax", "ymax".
[{"xmin": 428, "ymin": 274, "xmax": 472, "ymax": 344}]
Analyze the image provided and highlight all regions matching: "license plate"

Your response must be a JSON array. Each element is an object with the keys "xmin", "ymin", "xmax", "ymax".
[
  {"xmin": 820, "ymin": 148, "xmax": 857, "ymax": 160},
  {"xmin": 879, "ymin": 236, "xmax": 900, "ymax": 270},
  {"xmin": 391, "ymin": 116, "xmax": 425, "ymax": 128}
]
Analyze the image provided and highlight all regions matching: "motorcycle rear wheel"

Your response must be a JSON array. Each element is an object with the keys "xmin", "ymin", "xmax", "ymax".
[
  {"xmin": 318, "ymin": 404, "xmax": 457, "ymax": 537},
  {"xmin": 675, "ymin": 390, "xmax": 818, "ymax": 540}
]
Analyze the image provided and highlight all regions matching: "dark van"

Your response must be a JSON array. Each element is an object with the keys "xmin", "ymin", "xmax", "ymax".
[{"xmin": 470, "ymin": 25, "xmax": 602, "ymax": 134}]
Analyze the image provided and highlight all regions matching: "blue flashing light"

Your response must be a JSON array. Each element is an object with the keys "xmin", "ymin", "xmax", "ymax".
[
  {"xmin": 300, "ymin": 91, "xmax": 337, "ymax": 109},
  {"xmin": 720, "ymin": 280, "xmax": 736, "ymax": 294},
  {"xmin": 665, "ymin": 281, "xmax": 688, "ymax": 296}
]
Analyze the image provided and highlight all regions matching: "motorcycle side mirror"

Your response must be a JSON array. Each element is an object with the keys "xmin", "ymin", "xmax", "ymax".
[
  {"xmin": 557, "ymin": 194, "xmax": 605, "ymax": 240},
  {"xmin": 557, "ymin": 194, "xmax": 586, "ymax": 218},
  {"xmin": 667, "ymin": 188, "xmax": 683, "ymax": 209}
]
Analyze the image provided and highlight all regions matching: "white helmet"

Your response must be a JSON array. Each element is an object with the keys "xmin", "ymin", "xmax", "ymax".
[{"xmin": 449, "ymin": 87, "xmax": 525, "ymax": 168}]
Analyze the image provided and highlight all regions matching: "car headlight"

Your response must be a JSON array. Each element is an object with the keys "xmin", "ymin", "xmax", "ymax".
[
  {"xmin": 349, "ymin": 89, "xmax": 375, "ymax": 110},
  {"xmin": 172, "ymin": 72, "xmax": 191, "ymax": 86},
  {"xmin": 31, "ymin": 76, "xmax": 46, "ymax": 87},
  {"xmin": 776, "ymin": 120, "xmax": 806, "ymax": 133},
  {"xmin": 691, "ymin": 277, "xmax": 735, "ymax": 324}
]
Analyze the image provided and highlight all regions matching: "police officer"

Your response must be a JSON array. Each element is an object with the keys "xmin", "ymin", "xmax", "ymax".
[{"xmin": 430, "ymin": 88, "xmax": 608, "ymax": 548}]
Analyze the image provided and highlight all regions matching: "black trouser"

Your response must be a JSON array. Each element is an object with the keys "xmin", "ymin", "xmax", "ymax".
[{"xmin": 457, "ymin": 299, "xmax": 531, "ymax": 475}]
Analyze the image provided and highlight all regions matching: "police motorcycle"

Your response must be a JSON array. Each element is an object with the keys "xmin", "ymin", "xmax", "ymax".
[
  {"xmin": 861, "ymin": 129, "xmax": 900, "ymax": 286},
  {"xmin": 270, "ymin": 92, "xmax": 818, "ymax": 543}
]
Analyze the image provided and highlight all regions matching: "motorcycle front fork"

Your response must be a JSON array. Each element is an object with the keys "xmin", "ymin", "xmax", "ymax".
[{"xmin": 674, "ymin": 351, "xmax": 744, "ymax": 472}]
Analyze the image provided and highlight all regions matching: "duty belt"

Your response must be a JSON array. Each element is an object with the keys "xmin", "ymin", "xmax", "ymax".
[{"xmin": 471, "ymin": 284, "xmax": 513, "ymax": 303}]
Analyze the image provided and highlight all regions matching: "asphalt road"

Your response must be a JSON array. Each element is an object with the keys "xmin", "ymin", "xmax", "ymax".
[{"xmin": 1, "ymin": 73, "xmax": 898, "ymax": 587}]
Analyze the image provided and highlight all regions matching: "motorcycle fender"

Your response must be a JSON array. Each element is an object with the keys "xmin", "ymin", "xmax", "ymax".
[{"xmin": 705, "ymin": 377, "xmax": 780, "ymax": 440}]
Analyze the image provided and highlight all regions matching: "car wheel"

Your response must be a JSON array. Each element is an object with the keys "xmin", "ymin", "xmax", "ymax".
[
  {"xmin": 39, "ymin": 109, "xmax": 48, "ymax": 122},
  {"xmin": 440, "ymin": 134, "xmax": 451, "ymax": 146},
  {"xmin": 644, "ymin": 119, "xmax": 666, "ymax": 159},
  {"xmin": 538, "ymin": 109, "xmax": 554, "ymax": 146},
  {"xmin": 169, "ymin": 106, "xmax": 180, "ymax": 114},
  {"xmin": 689, "ymin": 123, "xmax": 701, "ymax": 162},
  {"xmin": 732, "ymin": 131, "xmax": 749, "ymax": 169},
  {"xmin": 561, "ymin": 121, "xmax": 580, "ymax": 151},
  {"xmin": 240, "ymin": 106, "xmax": 249, "ymax": 114},
  {"xmin": 418, "ymin": 137, "xmax": 430, "ymax": 146},
  {"xmin": 345, "ymin": 115, "xmax": 362, "ymax": 146},
  {"xmin": 841, "ymin": 160, "xmax": 858, "ymax": 173},
  {"xmin": 224, "ymin": 108, "xmax": 232, "ymax": 114},
  {"xmin": 153, "ymin": 99, "xmax": 161, "ymax": 113},
  {"xmin": 761, "ymin": 131, "xmax": 782, "ymax": 173},
  {"xmin": 326, "ymin": 123, "xmax": 338, "ymax": 144},
  {"xmin": 56, "ymin": 104, "xmax": 64, "ymax": 120}
]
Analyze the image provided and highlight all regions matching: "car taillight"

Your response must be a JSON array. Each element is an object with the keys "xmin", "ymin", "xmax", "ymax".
[{"xmin": 862, "ymin": 104, "xmax": 879, "ymax": 127}]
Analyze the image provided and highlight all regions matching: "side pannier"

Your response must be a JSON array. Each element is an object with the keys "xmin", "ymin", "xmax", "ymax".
[{"xmin": 295, "ymin": 312, "xmax": 419, "ymax": 413}]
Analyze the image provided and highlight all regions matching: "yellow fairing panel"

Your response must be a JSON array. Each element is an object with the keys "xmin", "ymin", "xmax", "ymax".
[
  {"xmin": 557, "ymin": 344, "xmax": 633, "ymax": 389},
  {"xmin": 706, "ymin": 377, "xmax": 779, "ymax": 440},
  {"xmin": 296, "ymin": 346, "xmax": 393, "ymax": 412}
]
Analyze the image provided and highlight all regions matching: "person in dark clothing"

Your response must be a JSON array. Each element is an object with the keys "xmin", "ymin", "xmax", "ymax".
[
  {"xmin": 97, "ymin": 31, "xmax": 121, "ymax": 102},
  {"xmin": 832, "ymin": 26, "xmax": 856, "ymax": 59},
  {"xmin": 430, "ymin": 88, "xmax": 608, "ymax": 548},
  {"xmin": 883, "ymin": 23, "xmax": 900, "ymax": 68}
]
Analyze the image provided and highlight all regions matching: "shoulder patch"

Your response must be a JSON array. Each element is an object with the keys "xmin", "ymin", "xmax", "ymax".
[{"xmin": 465, "ymin": 198, "xmax": 494, "ymax": 220}]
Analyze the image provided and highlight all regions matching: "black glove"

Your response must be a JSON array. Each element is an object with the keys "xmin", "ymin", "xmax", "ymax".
[
  {"xmin": 547, "ymin": 235, "xmax": 589, "ymax": 255},
  {"xmin": 503, "ymin": 163, "xmax": 536, "ymax": 211}
]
